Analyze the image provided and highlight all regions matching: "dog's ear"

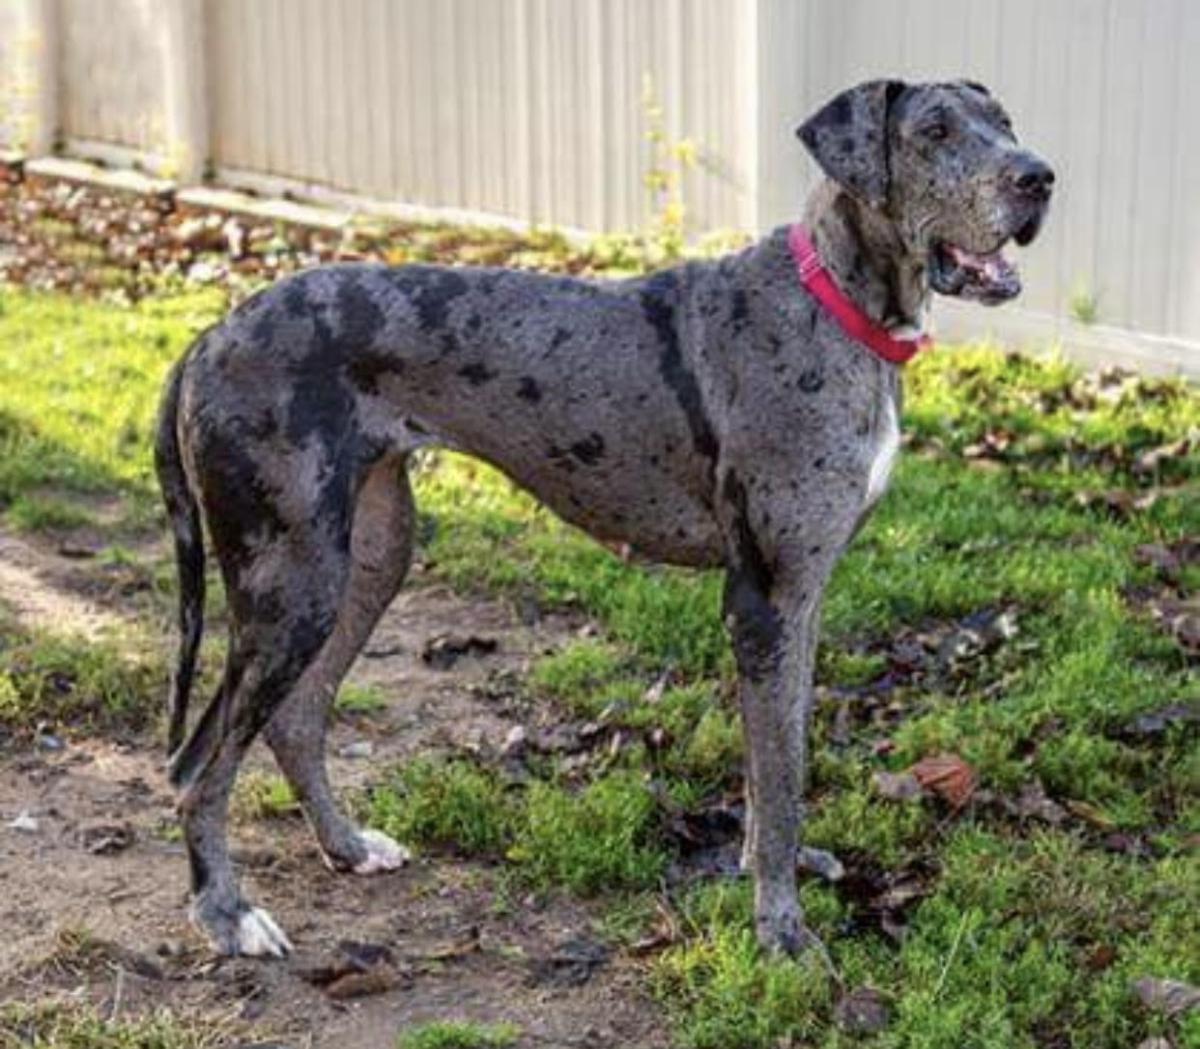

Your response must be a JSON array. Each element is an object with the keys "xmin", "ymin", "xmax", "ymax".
[
  {"xmin": 959, "ymin": 79, "xmax": 991, "ymax": 97},
  {"xmin": 796, "ymin": 79, "xmax": 907, "ymax": 210}
]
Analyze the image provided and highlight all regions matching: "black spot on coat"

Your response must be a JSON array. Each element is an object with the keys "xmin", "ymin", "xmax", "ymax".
[
  {"xmin": 569, "ymin": 432, "xmax": 606, "ymax": 466},
  {"xmin": 639, "ymin": 271, "xmax": 719, "ymax": 466},
  {"xmin": 458, "ymin": 361, "xmax": 496, "ymax": 385},
  {"xmin": 517, "ymin": 376, "xmax": 542, "ymax": 402}
]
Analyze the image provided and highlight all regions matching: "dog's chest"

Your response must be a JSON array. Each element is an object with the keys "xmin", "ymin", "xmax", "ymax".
[{"xmin": 864, "ymin": 394, "xmax": 900, "ymax": 505}]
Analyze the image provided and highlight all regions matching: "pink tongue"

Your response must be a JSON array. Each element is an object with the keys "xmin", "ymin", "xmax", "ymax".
[{"xmin": 947, "ymin": 244, "xmax": 1015, "ymax": 283}]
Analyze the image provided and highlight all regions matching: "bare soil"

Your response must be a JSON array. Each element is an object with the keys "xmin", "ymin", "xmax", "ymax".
[{"xmin": 0, "ymin": 529, "xmax": 671, "ymax": 1048}]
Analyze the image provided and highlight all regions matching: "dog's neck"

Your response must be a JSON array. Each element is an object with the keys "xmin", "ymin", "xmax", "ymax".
[{"xmin": 802, "ymin": 181, "xmax": 930, "ymax": 338}]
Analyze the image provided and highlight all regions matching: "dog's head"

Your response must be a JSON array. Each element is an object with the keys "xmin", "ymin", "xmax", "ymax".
[{"xmin": 798, "ymin": 79, "xmax": 1053, "ymax": 305}]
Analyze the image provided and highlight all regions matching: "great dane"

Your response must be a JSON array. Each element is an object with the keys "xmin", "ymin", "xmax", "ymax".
[{"xmin": 156, "ymin": 79, "xmax": 1052, "ymax": 957}]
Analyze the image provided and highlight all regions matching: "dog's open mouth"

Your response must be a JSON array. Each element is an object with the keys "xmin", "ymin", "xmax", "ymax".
[
  {"xmin": 929, "ymin": 239, "xmax": 1021, "ymax": 305},
  {"xmin": 929, "ymin": 213, "xmax": 1044, "ymax": 306}
]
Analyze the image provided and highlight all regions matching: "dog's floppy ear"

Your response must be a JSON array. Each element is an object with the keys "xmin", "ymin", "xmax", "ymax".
[{"xmin": 796, "ymin": 79, "xmax": 907, "ymax": 210}]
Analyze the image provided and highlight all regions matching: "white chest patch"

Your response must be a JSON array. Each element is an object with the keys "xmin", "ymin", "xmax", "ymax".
[{"xmin": 865, "ymin": 396, "xmax": 901, "ymax": 505}]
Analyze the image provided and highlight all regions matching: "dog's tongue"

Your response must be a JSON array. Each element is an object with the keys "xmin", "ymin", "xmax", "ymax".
[{"xmin": 946, "ymin": 244, "xmax": 1019, "ymax": 297}]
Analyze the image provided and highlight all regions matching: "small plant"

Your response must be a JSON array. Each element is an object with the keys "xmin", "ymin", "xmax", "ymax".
[
  {"xmin": 4, "ymin": 493, "xmax": 95, "ymax": 532},
  {"xmin": 396, "ymin": 1020, "xmax": 520, "ymax": 1049},
  {"xmin": 334, "ymin": 682, "xmax": 389, "ymax": 717},
  {"xmin": 230, "ymin": 771, "xmax": 299, "ymax": 821},
  {"xmin": 639, "ymin": 75, "xmax": 700, "ymax": 264},
  {"xmin": 1068, "ymin": 281, "xmax": 1100, "ymax": 325},
  {"xmin": 0, "ymin": 628, "xmax": 162, "ymax": 733},
  {"xmin": 513, "ymin": 770, "xmax": 666, "ymax": 894},
  {"xmin": 366, "ymin": 758, "xmax": 517, "ymax": 857}
]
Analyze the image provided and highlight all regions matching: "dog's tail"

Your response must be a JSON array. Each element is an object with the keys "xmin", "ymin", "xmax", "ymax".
[{"xmin": 154, "ymin": 353, "xmax": 206, "ymax": 758}]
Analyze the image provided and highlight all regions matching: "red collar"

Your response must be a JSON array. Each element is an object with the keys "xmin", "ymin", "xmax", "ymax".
[{"xmin": 788, "ymin": 224, "xmax": 930, "ymax": 365}]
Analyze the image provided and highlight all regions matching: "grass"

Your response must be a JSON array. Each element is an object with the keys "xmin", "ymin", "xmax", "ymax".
[
  {"xmin": 0, "ymin": 1001, "xmax": 236, "ymax": 1049},
  {"xmin": 335, "ymin": 682, "xmax": 390, "ymax": 717},
  {"xmin": 0, "ymin": 613, "xmax": 164, "ymax": 736},
  {"xmin": 365, "ymin": 758, "xmax": 666, "ymax": 893},
  {"xmin": 395, "ymin": 1020, "xmax": 520, "ymax": 1049},
  {"xmin": 1, "ymin": 264, "xmax": 1198, "ymax": 1047},
  {"xmin": 229, "ymin": 770, "xmax": 299, "ymax": 821}
]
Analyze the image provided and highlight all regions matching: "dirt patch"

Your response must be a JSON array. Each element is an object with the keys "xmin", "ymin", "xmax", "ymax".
[{"xmin": 0, "ymin": 535, "xmax": 670, "ymax": 1047}]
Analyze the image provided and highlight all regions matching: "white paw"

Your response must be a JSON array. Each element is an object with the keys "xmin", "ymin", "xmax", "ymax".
[
  {"xmin": 235, "ymin": 906, "xmax": 293, "ymax": 957},
  {"xmin": 353, "ymin": 828, "xmax": 411, "ymax": 874}
]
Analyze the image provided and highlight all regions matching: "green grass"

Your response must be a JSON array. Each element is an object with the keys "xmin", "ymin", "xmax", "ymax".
[
  {"xmin": 334, "ymin": 681, "xmax": 390, "ymax": 717},
  {"xmin": 366, "ymin": 758, "xmax": 666, "ymax": 893},
  {"xmin": 0, "ymin": 1001, "xmax": 233, "ymax": 1048},
  {"xmin": 1, "ymin": 277, "xmax": 1197, "ymax": 1048},
  {"xmin": 229, "ymin": 770, "xmax": 299, "ymax": 821},
  {"xmin": 0, "ymin": 287, "xmax": 224, "ymax": 525},
  {"xmin": 396, "ymin": 1020, "xmax": 520, "ymax": 1049},
  {"xmin": 0, "ymin": 616, "xmax": 164, "ymax": 735}
]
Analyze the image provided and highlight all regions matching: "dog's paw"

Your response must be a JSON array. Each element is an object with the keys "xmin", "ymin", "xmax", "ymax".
[
  {"xmin": 352, "ymin": 828, "xmax": 411, "ymax": 874},
  {"xmin": 232, "ymin": 907, "xmax": 293, "ymax": 957},
  {"xmin": 191, "ymin": 895, "xmax": 293, "ymax": 958}
]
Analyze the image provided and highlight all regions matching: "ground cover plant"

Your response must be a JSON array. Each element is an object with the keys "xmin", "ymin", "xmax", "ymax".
[{"xmin": 0, "ymin": 173, "xmax": 1196, "ymax": 1047}]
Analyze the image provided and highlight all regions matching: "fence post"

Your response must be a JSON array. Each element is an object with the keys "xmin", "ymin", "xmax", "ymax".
[
  {"xmin": 24, "ymin": 0, "xmax": 59, "ymax": 155},
  {"xmin": 160, "ymin": 0, "xmax": 208, "ymax": 181}
]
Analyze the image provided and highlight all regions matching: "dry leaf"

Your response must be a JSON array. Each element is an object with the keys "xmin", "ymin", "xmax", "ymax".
[
  {"xmin": 873, "ymin": 771, "xmax": 923, "ymax": 802},
  {"xmin": 907, "ymin": 753, "xmax": 977, "ymax": 809},
  {"xmin": 1133, "ymin": 977, "xmax": 1200, "ymax": 1017}
]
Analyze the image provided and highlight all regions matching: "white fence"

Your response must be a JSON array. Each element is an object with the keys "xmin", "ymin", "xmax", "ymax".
[{"xmin": 1, "ymin": 0, "xmax": 1198, "ymax": 371}]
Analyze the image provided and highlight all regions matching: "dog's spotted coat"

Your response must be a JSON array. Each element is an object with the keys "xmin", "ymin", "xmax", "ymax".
[{"xmin": 157, "ymin": 79, "xmax": 1052, "ymax": 956}]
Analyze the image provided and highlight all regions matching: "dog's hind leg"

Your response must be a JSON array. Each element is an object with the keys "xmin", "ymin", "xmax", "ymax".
[
  {"xmin": 169, "ymin": 435, "xmax": 362, "ymax": 956},
  {"xmin": 263, "ymin": 455, "xmax": 416, "ymax": 873},
  {"xmin": 174, "ymin": 538, "xmax": 351, "ymax": 956}
]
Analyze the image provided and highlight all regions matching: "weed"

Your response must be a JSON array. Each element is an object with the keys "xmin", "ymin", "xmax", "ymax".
[
  {"xmin": 4, "ymin": 493, "xmax": 96, "ymax": 532},
  {"xmin": 514, "ymin": 770, "xmax": 666, "ymax": 894},
  {"xmin": 230, "ymin": 771, "xmax": 299, "ymax": 821},
  {"xmin": 0, "ymin": 625, "xmax": 163, "ymax": 734},
  {"xmin": 396, "ymin": 1020, "xmax": 520, "ymax": 1049},
  {"xmin": 366, "ymin": 758, "xmax": 517, "ymax": 857},
  {"xmin": 0, "ymin": 1000, "xmax": 237, "ymax": 1048},
  {"xmin": 335, "ymin": 682, "xmax": 389, "ymax": 717}
]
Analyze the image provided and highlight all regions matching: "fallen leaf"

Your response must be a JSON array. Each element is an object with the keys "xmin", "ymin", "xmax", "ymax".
[
  {"xmin": 908, "ymin": 753, "xmax": 977, "ymax": 809},
  {"xmin": 834, "ymin": 986, "xmax": 890, "ymax": 1034},
  {"xmin": 1122, "ymin": 702, "xmax": 1200, "ymax": 739},
  {"xmin": 1065, "ymin": 799, "xmax": 1116, "ymax": 831},
  {"xmin": 79, "ymin": 821, "xmax": 135, "ymax": 855},
  {"xmin": 1014, "ymin": 780, "xmax": 1067, "ymax": 825},
  {"xmin": 421, "ymin": 633, "xmax": 498, "ymax": 669},
  {"xmin": 873, "ymin": 770, "xmax": 923, "ymax": 802},
  {"xmin": 527, "ymin": 937, "xmax": 609, "ymax": 987},
  {"xmin": 1085, "ymin": 943, "xmax": 1118, "ymax": 971},
  {"xmin": 1133, "ymin": 976, "xmax": 1200, "ymax": 1017}
]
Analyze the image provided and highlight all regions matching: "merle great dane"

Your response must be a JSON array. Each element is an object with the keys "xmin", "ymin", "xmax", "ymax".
[{"xmin": 156, "ymin": 79, "xmax": 1053, "ymax": 957}]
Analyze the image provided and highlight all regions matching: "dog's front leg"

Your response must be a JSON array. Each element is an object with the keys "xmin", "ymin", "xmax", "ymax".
[{"xmin": 725, "ymin": 557, "xmax": 826, "ymax": 956}]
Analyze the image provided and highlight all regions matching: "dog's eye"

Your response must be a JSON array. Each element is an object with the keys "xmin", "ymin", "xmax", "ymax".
[{"xmin": 922, "ymin": 122, "xmax": 949, "ymax": 141}]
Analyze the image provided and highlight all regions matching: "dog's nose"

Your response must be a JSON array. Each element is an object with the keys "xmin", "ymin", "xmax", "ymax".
[{"xmin": 1009, "ymin": 155, "xmax": 1055, "ymax": 199}]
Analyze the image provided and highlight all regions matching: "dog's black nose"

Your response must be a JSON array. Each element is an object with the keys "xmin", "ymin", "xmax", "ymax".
[{"xmin": 1009, "ymin": 155, "xmax": 1055, "ymax": 199}]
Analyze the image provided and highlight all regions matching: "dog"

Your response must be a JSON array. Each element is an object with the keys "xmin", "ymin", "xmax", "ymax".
[{"xmin": 156, "ymin": 78, "xmax": 1052, "ymax": 957}]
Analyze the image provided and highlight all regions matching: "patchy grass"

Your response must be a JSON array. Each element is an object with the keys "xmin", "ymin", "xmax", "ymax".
[
  {"xmin": 335, "ymin": 682, "xmax": 390, "ymax": 717},
  {"xmin": 1, "ymin": 263, "xmax": 1198, "ymax": 1048},
  {"xmin": 0, "ymin": 617, "xmax": 164, "ymax": 736},
  {"xmin": 0, "ymin": 287, "xmax": 223, "ymax": 528},
  {"xmin": 395, "ymin": 1020, "xmax": 520, "ymax": 1049},
  {"xmin": 366, "ymin": 759, "xmax": 666, "ymax": 894},
  {"xmin": 230, "ymin": 770, "xmax": 299, "ymax": 822},
  {"xmin": 0, "ymin": 1000, "xmax": 238, "ymax": 1048},
  {"xmin": 366, "ymin": 757, "xmax": 517, "ymax": 858}
]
